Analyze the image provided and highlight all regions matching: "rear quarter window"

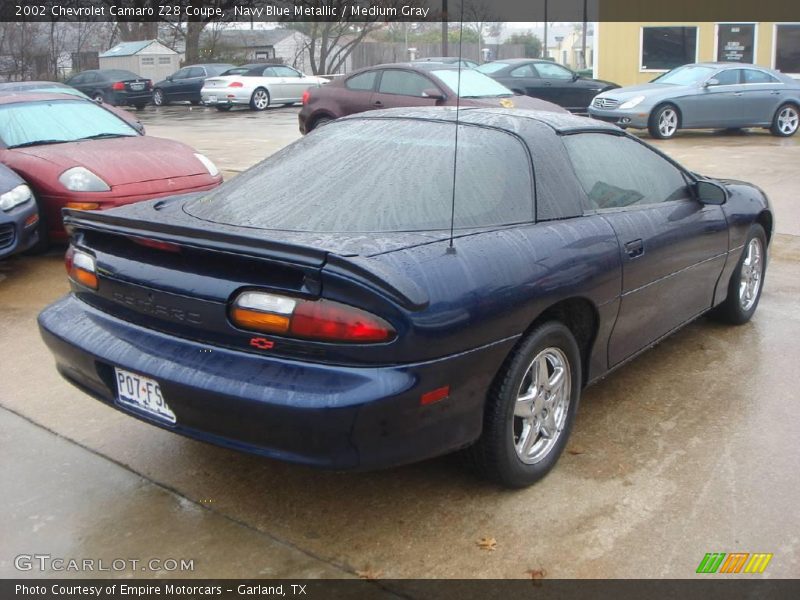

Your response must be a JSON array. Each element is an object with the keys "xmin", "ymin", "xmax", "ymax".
[{"xmin": 186, "ymin": 119, "xmax": 534, "ymax": 232}]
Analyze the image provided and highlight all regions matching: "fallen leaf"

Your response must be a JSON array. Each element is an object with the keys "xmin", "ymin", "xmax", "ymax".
[
  {"xmin": 525, "ymin": 567, "xmax": 547, "ymax": 580},
  {"xmin": 356, "ymin": 567, "xmax": 382, "ymax": 580},
  {"xmin": 567, "ymin": 446, "xmax": 584, "ymax": 455},
  {"xmin": 477, "ymin": 537, "xmax": 497, "ymax": 551}
]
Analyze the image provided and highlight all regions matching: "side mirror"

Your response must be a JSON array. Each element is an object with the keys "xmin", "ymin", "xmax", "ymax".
[
  {"xmin": 704, "ymin": 78, "xmax": 719, "ymax": 88},
  {"xmin": 694, "ymin": 180, "xmax": 727, "ymax": 205},
  {"xmin": 422, "ymin": 88, "xmax": 445, "ymax": 101},
  {"xmin": 572, "ymin": 72, "xmax": 580, "ymax": 81},
  {"xmin": 166, "ymin": 75, "xmax": 173, "ymax": 81}
]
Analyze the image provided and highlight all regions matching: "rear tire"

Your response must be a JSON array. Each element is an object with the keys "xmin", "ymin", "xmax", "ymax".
[
  {"xmin": 648, "ymin": 104, "xmax": 680, "ymax": 139},
  {"xmin": 770, "ymin": 103, "xmax": 799, "ymax": 137},
  {"xmin": 464, "ymin": 321, "xmax": 582, "ymax": 488},
  {"xmin": 92, "ymin": 92, "xmax": 105, "ymax": 104},
  {"xmin": 250, "ymin": 88, "xmax": 270, "ymax": 111},
  {"xmin": 711, "ymin": 224, "xmax": 767, "ymax": 325}
]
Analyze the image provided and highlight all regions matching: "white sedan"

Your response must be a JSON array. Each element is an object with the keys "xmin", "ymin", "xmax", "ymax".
[{"xmin": 201, "ymin": 64, "xmax": 329, "ymax": 111}]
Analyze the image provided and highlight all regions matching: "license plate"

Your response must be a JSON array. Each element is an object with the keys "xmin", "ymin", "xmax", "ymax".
[
  {"xmin": 114, "ymin": 367, "xmax": 175, "ymax": 424},
  {"xmin": 130, "ymin": 83, "xmax": 145, "ymax": 91},
  {"xmin": 208, "ymin": 95, "xmax": 217, "ymax": 103}
]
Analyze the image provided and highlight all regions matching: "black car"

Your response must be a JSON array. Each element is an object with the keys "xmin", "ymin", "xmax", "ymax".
[
  {"xmin": 64, "ymin": 69, "xmax": 152, "ymax": 110},
  {"xmin": 152, "ymin": 63, "xmax": 234, "ymax": 106},
  {"xmin": 477, "ymin": 59, "xmax": 618, "ymax": 113},
  {"xmin": 39, "ymin": 107, "xmax": 771, "ymax": 488}
]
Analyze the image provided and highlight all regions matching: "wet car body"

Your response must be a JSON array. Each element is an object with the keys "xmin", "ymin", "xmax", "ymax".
[
  {"xmin": 152, "ymin": 64, "xmax": 235, "ymax": 106},
  {"xmin": 588, "ymin": 62, "xmax": 800, "ymax": 138},
  {"xmin": 64, "ymin": 69, "xmax": 152, "ymax": 109},
  {"xmin": 38, "ymin": 108, "xmax": 772, "ymax": 481},
  {"xmin": 298, "ymin": 63, "xmax": 565, "ymax": 133},
  {"xmin": 476, "ymin": 59, "xmax": 618, "ymax": 113},
  {"xmin": 0, "ymin": 93, "xmax": 222, "ymax": 244},
  {"xmin": 0, "ymin": 163, "xmax": 38, "ymax": 258}
]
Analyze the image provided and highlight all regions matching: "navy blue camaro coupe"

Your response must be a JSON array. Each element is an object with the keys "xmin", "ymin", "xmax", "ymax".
[{"xmin": 39, "ymin": 108, "xmax": 771, "ymax": 487}]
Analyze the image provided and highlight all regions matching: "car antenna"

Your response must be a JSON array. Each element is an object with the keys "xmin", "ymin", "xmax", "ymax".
[{"xmin": 447, "ymin": 7, "xmax": 466, "ymax": 254}]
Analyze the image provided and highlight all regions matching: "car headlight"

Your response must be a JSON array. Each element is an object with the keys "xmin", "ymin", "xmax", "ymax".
[
  {"xmin": 194, "ymin": 153, "xmax": 219, "ymax": 177},
  {"xmin": 58, "ymin": 167, "xmax": 110, "ymax": 192},
  {"xmin": 620, "ymin": 95, "xmax": 646, "ymax": 110},
  {"xmin": 0, "ymin": 184, "xmax": 32, "ymax": 211}
]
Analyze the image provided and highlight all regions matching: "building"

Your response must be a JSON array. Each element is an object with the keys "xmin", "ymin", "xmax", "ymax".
[
  {"xmin": 596, "ymin": 22, "xmax": 800, "ymax": 86},
  {"xmin": 99, "ymin": 40, "xmax": 180, "ymax": 81},
  {"xmin": 544, "ymin": 28, "xmax": 594, "ymax": 72}
]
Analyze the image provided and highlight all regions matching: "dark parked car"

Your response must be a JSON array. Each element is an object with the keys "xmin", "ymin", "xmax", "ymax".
[
  {"xmin": 477, "ymin": 59, "xmax": 618, "ymax": 113},
  {"xmin": 152, "ymin": 63, "xmax": 234, "ymax": 106},
  {"xmin": 412, "ymin": 57, "xmax": 479, "ymax": 69},
  {"xmin": 298, "ymin": 63, "xmax": 564, "ymax": 133},
  {"xmin": 0, "ymin": 163, "xmax": 38, "ymax": 258},
  {"xmin": 0, "ymin": 93, "xmax": 222, "ymax": 248},
  {"xmin": 38, "ymin": 107, "xmax": 771, "ymax": 487},
  {"xmin": 0, "ymin": 81, "xmax": 144, "ymax": 133},
  {"xmin": 64, "ymin": 69, "xmax": 152, "ymax": 109}
]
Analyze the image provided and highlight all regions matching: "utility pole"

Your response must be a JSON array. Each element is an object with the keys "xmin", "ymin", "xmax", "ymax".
[
  {"xmin": 442, "ymin": 0, "xmax": 448, "ymax": 56},
  {"xmin": 543, "ymin": 0, "xmax": 548, "ymax": 60},
  {"xmin": 582, "ymin": 0, "xmax": 588, "ymax": 69}
]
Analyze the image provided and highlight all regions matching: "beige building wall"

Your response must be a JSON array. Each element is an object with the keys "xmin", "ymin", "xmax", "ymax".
[{"xmin": 596, "ymin": 22, "xmax": 782, "ymax": 86}]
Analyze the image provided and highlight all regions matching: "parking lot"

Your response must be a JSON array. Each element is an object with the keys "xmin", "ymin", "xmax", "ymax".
[{"xmin": 2, "ymin": 104, "xmax": 799, "ymax": 579}]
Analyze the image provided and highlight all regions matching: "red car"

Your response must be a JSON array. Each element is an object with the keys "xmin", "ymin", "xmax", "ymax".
[
  {"xmin": 298, "ymin": 63, "xmax": 565, "ymax": 133},
  {"xmin": 0, "ymin": 93, "xmax": 222, "ymax": 248}
]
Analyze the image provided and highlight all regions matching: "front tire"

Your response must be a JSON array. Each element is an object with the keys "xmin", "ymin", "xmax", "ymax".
[
  {"xmin": 770, "ymin": 103, "xmax": 799, "ymax": 137},
  {"xmin": 465, "ymin": 321, "xmax": 582, "ymax": 488},
  {"xmin": 250, "ymin": 88, "xmax": 270, "ymax": 111},
  {"xmin": 648, "ymin": 104, "xmax": 680, "ymax": 139},
  {"xmin": 152, "ymin": 89, "xmax": 167, "ymax": 106},
  {"xmin": 711, "ymin": 224, "xmax": 767, "ymax": 325}
]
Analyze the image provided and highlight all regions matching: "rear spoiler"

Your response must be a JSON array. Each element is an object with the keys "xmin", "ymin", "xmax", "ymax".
[{"xmin": 63, "ymin": 209, "xmax": 429, "ymax": 311}]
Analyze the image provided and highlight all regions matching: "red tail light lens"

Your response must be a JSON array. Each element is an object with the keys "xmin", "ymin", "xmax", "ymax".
[
  {"xmin": 129, "ymin": 236, "xmax": 181, "ymax": 253},
  {"xmin": 112, "ymin": 82, "xmax": 125, "ymax": 91},
  {"xmin": 145, "ymin": 80, "xmax": 152, "ymax": 89},
  {"xmin": 65, "ymin": 246, "xmax": 98, "ymax": 290},
  {"xmin": 229, "ymin": 291, "xmax": 395, "ymax": 343},
  {"xmin": 301, "ymin": 90, "xmax": 310, "ymax": 105},
  {"xmin": 228, "ymin": 81, "xmax": 244, "ymax": 88}
]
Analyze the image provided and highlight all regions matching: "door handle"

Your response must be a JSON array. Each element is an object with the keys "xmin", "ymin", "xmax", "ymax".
[
  {"xmin": 624, "ymin": 239, "xmax": 644, "ymax": 258},
  {"xmin": 770, "ymin": 90, "xmax": 781, "ymax": 95}
]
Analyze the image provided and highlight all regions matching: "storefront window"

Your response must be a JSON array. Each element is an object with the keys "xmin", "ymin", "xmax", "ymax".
[
  {"xmin": 775, "ymin": 24, "xmax": 800, "ymax": 74},
  {"xmin": 717, "ymin": 24, "xmax": 755, "ymax": 63},
  {"xmin": 641, "ymin": 26, "xmax": 698, "ymax": 71}
]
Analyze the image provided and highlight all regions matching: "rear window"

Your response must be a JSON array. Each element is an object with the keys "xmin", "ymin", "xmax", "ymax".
[{"xmin": 186, "ymin": 119, "xmax": 533, "ymax": 232}]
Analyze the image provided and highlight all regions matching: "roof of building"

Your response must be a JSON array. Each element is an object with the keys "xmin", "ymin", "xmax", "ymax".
[
  {"xmin": 100, "ymin": 40, "xmax": 177, "ymax": 58},
  {"xmin": 205, "ymin": 29, "xmax": 300, "ymax": 48}
]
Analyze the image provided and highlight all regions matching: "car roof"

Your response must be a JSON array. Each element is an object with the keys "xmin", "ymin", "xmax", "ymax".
[
  {"xmin": 0, "ymin": 80, "xmax": 69, "ymax": 89},
  {"xmin": 365, "ymin": 62, "xmax": 460, "ymax": 72},
  {"xmin": 0, "ymin": 92, "xmax": 90, "ymax": 105},
  {"xmin": 339, "ymin": 106, "xmax": 620, "ymax": 134}
]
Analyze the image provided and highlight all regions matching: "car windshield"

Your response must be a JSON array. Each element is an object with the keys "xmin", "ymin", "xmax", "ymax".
[
  {"xmin": 186, "ymin": 119, "xmax": 532, "ymax": 232},
  {"xmin": 653, "ymin": 65, "xmax": 716, "ymax": 85},
  {"xmin": 476, "ymin": 62, "xmax": 511, "ymax": 74},
  {"xmin": 432, "ymin": 69, "xmax": 512, "ymax": 98},
  {"xmin": 0, "ymin": 99, "xmax": 138, "ymax": 148}
]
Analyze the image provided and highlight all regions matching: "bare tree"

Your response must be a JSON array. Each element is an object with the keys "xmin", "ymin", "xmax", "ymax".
[{"xmin": 462, "ymin": 0, "xmax": 503, "ymax": 62}]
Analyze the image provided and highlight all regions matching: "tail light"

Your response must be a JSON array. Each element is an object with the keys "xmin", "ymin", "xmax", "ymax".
[
  {"xmin": 112, "ymin": 82, "xmax": 125, "ymax": 91},
  {"xmin": 145, "ymin": 80, "xmax": 152, "ymax": 89},
  {"xmin": 228, "ymin": 81, "xmax": 244, "ymax": 88},
  {"xmin": 301, "ymin": 90, "xmax": 310, "ymax": 105},
  {"xmin": 65, "ymin": 246, "xmax": 98, "ymax": 290},
  {"xmin": 229, "ymin": 291, "xmax": 395, "ymax": 343},
  {"xmin": 129, "ymin": 236, "xmax": 181, "ymax": 253}
]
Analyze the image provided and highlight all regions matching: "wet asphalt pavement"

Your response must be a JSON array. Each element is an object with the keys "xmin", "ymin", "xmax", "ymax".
[{"xmin": 1, "ymin": 104, "xmax": 799, "ymax": 579}]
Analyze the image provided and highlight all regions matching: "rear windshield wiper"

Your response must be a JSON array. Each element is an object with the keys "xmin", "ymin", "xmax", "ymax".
[
  {"xmin": 7, "ymin": 139, "xmax": 70, "ymax": 148},
  {"xmin": 76, "ymin": 133, "xmax": 135, "ymax": 141}
]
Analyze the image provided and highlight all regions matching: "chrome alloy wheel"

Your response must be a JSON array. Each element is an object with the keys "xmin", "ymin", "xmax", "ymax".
[
  {"xmin": 252, "ymin": 89, "xmax": 269, "ymax": 110},
  {"xmin": 777, "ymin": 106, "xmax": 799, "ymax": 135},
  {"xmin": 513, "ymin": 347, "xmax": 571, "ymax": 464},
  {"xmin": 739, "ymin": 237, "xmax": 763, "ymax": 311},
  {"xmin": 658, "ymin": 108, "xmax": 678, "ymax": 137}
]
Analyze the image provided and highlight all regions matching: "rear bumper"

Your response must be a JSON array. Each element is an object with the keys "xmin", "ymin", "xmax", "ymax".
[
  {"xmin": 110, "ymin": 91, "xmax": 152, "ymax": 107},
  {"xmin": 38, "ymin": 295, "xmax": 514, "ymax": 470},
  {"xmin": 201, "ymin": 89, "xmax": 252, "ymax": 107}
]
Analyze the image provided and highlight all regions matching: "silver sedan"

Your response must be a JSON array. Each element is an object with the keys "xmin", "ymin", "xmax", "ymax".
[
  {"xmin": 201, "ymin": 63, "xmax": 328, "ymax": 112},
  {"xmin": 589, "ymin": 62, "xmax": 800, "ymax": 139}
]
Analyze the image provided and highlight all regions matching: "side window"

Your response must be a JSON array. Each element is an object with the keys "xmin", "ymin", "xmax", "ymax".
[
  {"xmin": 261, "ymin": 67, "xmax": 277, "ymax": 77},
  {"xmin": 563, "ymin": 134, "xmax": 690, "ymax": 210},
  {"xmin": 743, "ymin": 69, "xmax": 779, "ymax": 84},
  {"xmin": 69, "ymin": 73, "xmax": 86, "ymax": 85},
  {"xmin": 535, "ymin": 63, "xmax": 574, "ymax": 80},
  {"xmin": 172, "ymin": 68, "xmax": 189, "ymax": 80},
  {"xmin": 510, "ymin": 65, "xmax": 536, "ymax": 78},
  {"xmin": 345, "ymin": 71, "xmax": 378, "ymax": 91},
  {"xmin": 378, "ymin": 70, "xmax": 434, "ymax": 96},
  {"xmin": 273, "ymin": 66, "xmax": 301, "ymax": 77},
  {"xmin": 83, "ymin": 73, "xmax": 98, "ymax": 83},
  {"xmin": 714, "ymin": 69, "xmax": 741, "ymax": 85},
  {"xmin": 186, "ymin": 67, "xmax": 205, "ymax": 78}
]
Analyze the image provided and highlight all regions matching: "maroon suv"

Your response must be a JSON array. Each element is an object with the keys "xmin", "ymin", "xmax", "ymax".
[{"xmin": 298, "ymin": 63, "xmax": 565, "ymax": 133}]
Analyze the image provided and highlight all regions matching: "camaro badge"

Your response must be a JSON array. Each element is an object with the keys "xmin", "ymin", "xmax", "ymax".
[{"xmin": 500, "ymin": 98, "xmax": 515, "ymax": 108}]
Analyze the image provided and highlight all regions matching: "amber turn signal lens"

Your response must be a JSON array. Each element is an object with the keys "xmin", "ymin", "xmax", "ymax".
[
  {"xmin": 65, "ymin": 202, "xmax": 101, "ymax": 211},
  {"xmin": 230, "ymin": 307, "xmax": 290, "ymax": 334}
]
